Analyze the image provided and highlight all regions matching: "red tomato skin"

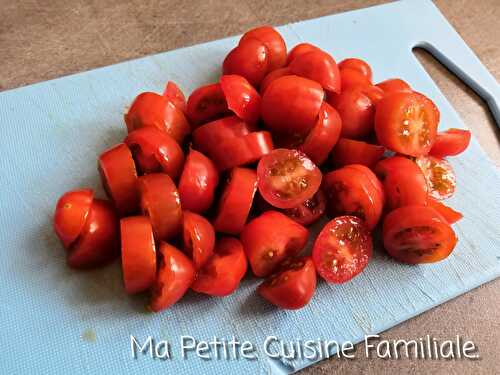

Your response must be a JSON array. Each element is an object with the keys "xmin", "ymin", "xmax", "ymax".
[
  {"xmin": 375, "ymin": 78, "xmax": 412, "ymax": 95},
  {"xmin": 214, "ymin": 168, "xmax": 258, "ymax": 235},
  {"xmin": 223, "ymin": 38, "xmax": 269, "ymax": 87},
  {"xmin": 178, "ymin": 149, "xmax": 219, "ymax": 213},
  {"xmin": 299, "ymin": 102, "xmax": 342, "ymax": 166},
  {"xmin": 289, "ymin": 49, "xmax": 341, "ymax": 93},
  {"xmin": 286, "ymin": 43, "xmax": 320, "ymax": 65},
  {"xmin": 260, "ymin": 67, "xmax": 291, "ymax": 95},
  {"xmin": 124, "ymin": 127, "xmax": 185, "ymax": 179},
  {"xmin": 163, "ymin": 81, "xmax": 187, "ymax": 113},
  {"xmin": 67, "ymin": 199, "xmax": 119, "ymax": 269},
  {"xmin": 240, "ymin": 211, "xmax": 309, "ymax": 277},
  {"xmin": 220, "ymin": 75, "xmax": 261, "ymax": 125},
  {"xmin": 429, "ymin": 128, "xmax": 471, "ymax": 158},
  {"xmin": 186, "ymin": 83, "xmax": 229, "ymax": 126},
  {"xmin": 427, "ymin": 198, "xmax": 463, "ymax": 224},
  {"xmin": 138, "ymin": 173, "xmax": 182, "ymax": 241},
  {"xmin": 282, "ymin": 190, "xmax": 326, "ymax": 226},
  {"xmin": 331, "ymin": 138, "xmax": 384, "ymax": 168},
  {"xmin": 125, "ymin": 92, "xmax": 190, "ymax": 144},
  {"xmin": 258, "ymin": 256, "xmax": 317, "ymax": 309},
  {"xmin": 415, "ymin": 156, "xmax": 456, "ymax": 200},
  {"xmin": 149, "ymin": 242, "xmax": 196, "ymax": 312},
  {"xmin": 261, "ymin": 75, "xmax": 324, "ymax": 137},
  {"xmin": 240, "ymin": 26, "xmax": 287, "ymax": 71},
  {"xmin": 338, "ymin": 58, "xmax": 373, "ymax": 80},
  {"xmin": 191, "ymin": 237, "xmax": 248, "ymax": 296},
  {"xmin": 54, "ymin": 189, "xmax": 94, "ymax": 248},
  {"xmin": 98, "ymin": 143, "xmax": 139, "ymax": 216},
  {"xmin": 120, "ymin": 216, "xmax": 157, "ymax": 294},
  {"xmin": 182, "ymin": 211, "xmax": 215, "ymax": 270},
  {"xmin": 339, "ymin": 68, "xmax": 372, "ymax": 91}
]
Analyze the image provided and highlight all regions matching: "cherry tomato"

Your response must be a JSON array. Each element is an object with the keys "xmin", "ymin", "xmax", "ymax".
[
  {"xmin": 191, "ymin": 237, "xmax": 248, "ymax": 296},
  {"xmin": 240, "ymin": 26, "xmax": 287, "ymax": 71},
  {"xmin": 257, "ymin": 149, "xmax": 322, "ymax": 209},
  {"xmin": 374, "ymin": 156, "xmax": 428, "ymax": 210},
  {"xmin": 241, "ymin": 211, "xmax": 309, "ymax": 277},
  {"xmin": 125, "ymin": 92, "xmax": 190, "ymax": 144},
  {"xmin": 220, "ymin": 75, "xmax": 261, "ymax": 125},
  {"xmin": 67, "ymin": 199, "xmax": 119, "ymax": 269},
  {"xmin": 312, "ymin": 216, "xmax": 372, "ymax": 283},
  {"xmin": 289, "ymin": 49, "xmax": 341, "ymax": 93},
  {"xmin": 261, "ymin": 75, "xmax": 324, "ymax": 137},
  {"xmin": 54, "ymin": 189, "xmax": 94, "ymax": 248},
  {"xmin": 186, "ymin": 83, "xmax": 229, "ymax": 126},
  {"xmin": 223, "ymin": 38, "xmax": 269, "ymax": 87},
  {"xmin": 415, "ymin": 156, "xmax": 456, "ymax": 200},
  {"xmin": 182, "ymin": 211, "xmax": 215, "ymax": 269},
  {"xmin": 298, "ymin": 102, "xmax": 342, "ymax": 166},
  {"xmin": 383, "ymin": 205, "xmax": 457, "ymax": 264},
  {"xmin": 346, "ymin": 164, "xmax": 385, "ymax": 202},
  {"xmin": 375, "ymin": 91, "xmax": 439, "ymax": 156},
  {"xmin": 286, "ymin": 43, "xmax": 320, "ymax": 65},
  {"xmin": 120, "ymin": 216, "xmax": 156, "ymax": 294},
  {"xmin": 282, "ymin": 190, "xmax": 326, "ymax": 226},
  {"xmin": 430, "ymin": 128, "xmax": 471, "ymax": 158},
  {"xmin": 375, "ymin": 78, "xmax": 412, "ymax": 95},
  {"xmin": 427, "ymin": 198, "xmax": 462, "ymax": 224},
  {"xmin": 138, "ymin": 173, "xmax": 182, "ymax": 241},
  {"xmin": 338, "ymin": 58, "xmax": 372, "ymax": 80},
  {"xmin": 214, "ymin": 168, "xmax": 257, "ymax": 234},
  {"xmin": 260, "ymin": 67, "xmax": 291, "ymax": 95},
  {"xmin": 149, "ymin": 242, "xmax": 195, "ymax": 312},
  {"xmin": 163, "ymin": 81, "xmax": 187, "ymax": 113},
  {"xmin": 322, "ymin": 165, "xmax": 383, "ymax": 230},
  {"xmin": 124, "ymin": 127, "xmax": 185, "ymax": 179},
  {"xmin": 178, "ymin": 149, "xmax": 219, "ymax": 213},
  {"xmin": 258, "ymin": 256, "xmax": 316, "ymax": 309},
  {"xmin": 359, "ymin": 85, "xmax": 385, "ymax": 105},
  {"xmin": 331, "ymin": 138, "xmax": 384, "ymax": 168},
  {"xmin": 98, "ymin": 143, "xmax": 139, "ymax": 216},
  {"xmin": 339, "ymin": 68, "xmax": 372, "ymax": 91}
]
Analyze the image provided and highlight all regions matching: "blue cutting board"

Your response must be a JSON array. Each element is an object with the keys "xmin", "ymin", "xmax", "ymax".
[{"xmin": 1, "ymin": 0, "xmax": 499, "ymax": 374}]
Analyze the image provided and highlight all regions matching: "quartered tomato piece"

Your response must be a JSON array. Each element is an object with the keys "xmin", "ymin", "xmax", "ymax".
[
  {"xmin": 240, "ymin": 26, "xmax": 287, "ymax": 71},
  {"xmin": 124, "ymin": 127, "xmax": 185, "ymax": 179},
  {"xmin": 138, "ymin": 173, "xmax": 182, "ymax": 241},
  {"xmin": 338, "ymin": 58, "xmax": 373, "ymax": 80},
  {"xmin": 282, "ymin": 190, "xmax": 326, "ymax": 226},
  {"xmin": 312, "ymin": 216, "xmax": 372, "ymax": 283},
  {"xmin": 258, "ymin": 256, "xmax": 316, "ymax": 309},
  {"xmin": 178, "ymin": 149, "xmax": 219, "ymax": 213},
  {"xmin": 375, "ymin": 78, "xmax": 412, "ymax": 95},
  {"xmin": 427, "ymin": 198, "xmax": 463, "ymax": 224},
  {"xmin": 331, "ymin": 138, "xmax": 384, "ymax": 168},
  {"xmin": 182, "ymin": 211, "xmax": 215, "ymax": 270},
  {"xmin": 383, "ymin": 205, "xmax": 457, "ymax": 264},
  {"xmin": 375, "ymin": 91, "xmax": 439, "ymax": 156},
  {"xmin": 186, "ymin": 83, "xmax": 229, "ymax": 126},
  {"xmin": 286, "ymin": 43, "xmax": 320, "ymax": 65},
  {"xmin": 149, "ymin": 242, "xmax": 195, "ymax": 312},
  {"xmin": 241, "ymin": 211, "xmax": 309, "ymax": 277},
  {"xmin": 429, "ymin": 128, "xmax": 471, "ymax": 158},
  {"xmin": 120, "ymin": 216, "xmax": 156, "ymax": 294},
  {"xmin": 339, "ymin": 68, "xmax": 372, "ymax": 91},
  {"xmin": 260, "ymin": 67, "xmax": 291, "ymax": 95},
  {"xmin": 223, "ymin": 38, "xmax": 269, "ymax": 87},
  {"xmin": 220, "ymin": 75, "xmax": 261, "ymax": 125},
  {"xmin": 163, "ymin": 81, "xmax": 187, "ymax": 113},
  {"xmin": 257, "ymin": 149, "xmax": 322, "ymax": 209},
  {"xmin": 415, "ymin": 156, "xmax": 456, "ymax": 200},
  {"xmin": 213, "ymin": 168, "xmax": 257, "ymax": 235},
  {"xmin": 98, "ymin": 143, "xmax": 139, "ymax": 216},
  {"xmin": 191, "ymin": 237, "xmax": 248, "ymax": 296}
]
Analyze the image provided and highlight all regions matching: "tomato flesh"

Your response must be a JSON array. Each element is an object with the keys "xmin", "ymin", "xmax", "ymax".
[
  {"xmin": 186, "ymin": 83, "xmax": 229, "ymax": 126},
  {"xmin": 415, "ymin": 156, "xmax": 456, "ymax": 200},
  {"xmin": 282, "ymin": 190, "xmax": 326, "ymax": 226}
]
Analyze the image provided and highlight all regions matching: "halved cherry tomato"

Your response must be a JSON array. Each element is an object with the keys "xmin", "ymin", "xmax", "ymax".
[
  {"xmin": 125, "ymin": 92, "xmax": 190, "ymax": 144},
  {"xmin": 375, "ymin": 91, "xmax": 439, "ymax": 156},
  {"xmin": 375, "ymin": 78, "xmax": 412, "ymax": 95},
  {"xmin": 282, "ymin": 190, "xmax": 326, "ymax": 226},
  {"xmin": 427, "ymin": 197, "xmax": 462, "ymax": 224},
  {"xmin": 289, "ymin": 49, "xmax": 341, "ymax": 93},
  {"xmin": 186, "ymin": 83, "xmax": 229, "ymax": 126},
  {"xmin": 331, "ymin": 138, "xmax": 384, "ymax": 168},
  {"xmin": 338, "ymin": 58, "xmax": 372, "ymax": 80},
  {"xmin": 346, "ymin": 164, "xmax": 385, "ymax": 202},
  {"xmin": 260, "ymin": 67, "xmax": 291, "ymax": 95},
  {"xmin": 98, "ymin": 143, "xmax": 139, "ymax": 216},
  {"xmin": 298, "ymin": 102, "xmax": 342, "ymax": 166},
  {"xmin": 312, "ymin": 216, "xmax": 372, "ymax": 283},
  {"xmin": 286, "ymin": 43, "xmax": 320, "ymax": 65},
  {"xmin": 138, "ymin": 173, "xmax": 182, "ymax": 241},
  {"xmin": 383, "ymin": 205, "xmax": 457, "ymax": 264},
  {"xmin": 374, "ymin": 156, "xmax": 428, "ymax": 210},
  {"xmin": 415, "ymin": 156, "xmax": 456, "ymax": 200},
  {"xmin": 67, "ymin": 199, "xmax": 119, "ymax": 269},
  {"xmin": 240, "ymin": 26, "xmax": 287, "ymax": 71},
  {"xmin": 54, "ymin": 189, "xmax": 94, "ymax": 248},
  {"xmin": 257, "ymin": 149, "xmax": 322, "ymax": 209},
  {"xmin": 149, "ymin": 242, "xmax": 195, "ymax": 312},
  {"xmin": 241, "ymin": 211, "xmax": 309, "ymax": 277},
  {"xmin": 339, "ymin": 68, "xmax": 372, "ymax": 91},
  {"xmin": 359, "ymin": 85, "xmax": 385, "ymax": 105},
  {"xmin": 213, "ymin": 168, "xmax": 257, "ymax": 234},
  {"xmin": 163, "ymin": 81, "xmax": 187, "ymax": 113},
  {"xmin": 178, "ymin": 149, "xmax": 219, "ymax": 213},
  {"xmin": 322, "ymin": 165, "xmax": 383, "ymax": 230},
  {"xmin": 258, "ymin": 256, "xmax": 316, "ymax": 309},
  {"xmin": 182, "ymin": 211, "xmax": 215, "ymax": 269},
  {"xmin": 124, "ymin": 127, "xmax": 185, "ymax": 179},
  {"xmin": 261, "ymin": 75, "xmax": 324, "ymax": 137},
  {"xmin": 429, "ymin": 128, "xmax": 471, "ymax": 158},
  {"xmin": 220, "ymin": 75, "xmax": 261, "ymax": 125},
  {"xmin": 191, "ymin": 237, "xmax": 248, "ymax": 296},
  {"xmin": 120, "ymin": 216, "xmax": 156, "ymax": 294},
  {"xmin": 223, "ymin": 38, "xmax": 269, "ymax": 87}
]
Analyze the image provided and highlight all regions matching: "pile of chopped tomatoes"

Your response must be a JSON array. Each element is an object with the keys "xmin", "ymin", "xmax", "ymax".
[{"xmin": 53, "ymin": 26, "xmax": 470, "ymax": 311}]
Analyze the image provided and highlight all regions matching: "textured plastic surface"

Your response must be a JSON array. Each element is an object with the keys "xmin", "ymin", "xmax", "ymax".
[{"xmin": 0, "ymin": 0, "xmax": 499, "ymax": 374}]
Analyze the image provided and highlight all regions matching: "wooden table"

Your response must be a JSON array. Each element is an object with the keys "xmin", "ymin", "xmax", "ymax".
[{"xmin": 2, "ymin": 1, "xmax": 498, "ymax": 373}]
